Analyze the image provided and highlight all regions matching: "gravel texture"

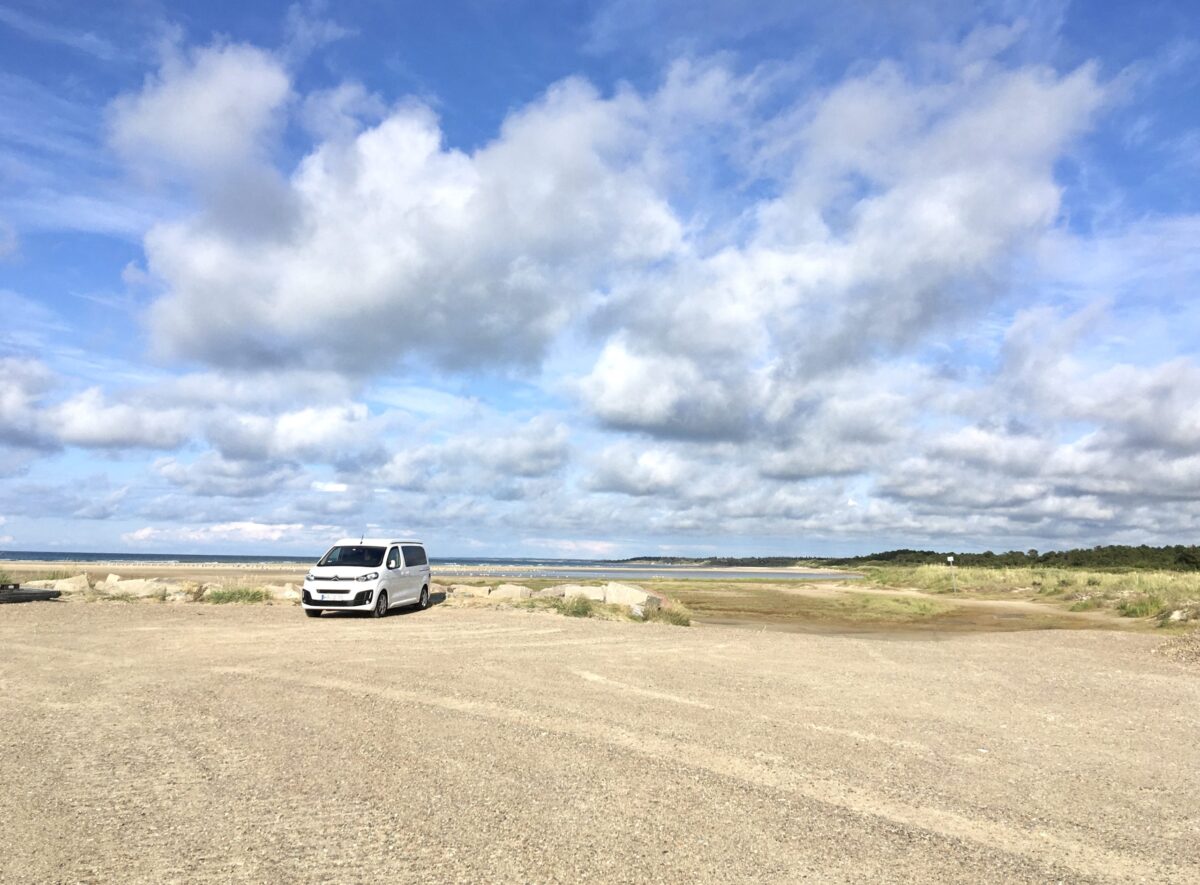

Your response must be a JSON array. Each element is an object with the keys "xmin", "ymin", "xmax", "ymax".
[{"xmin": 1, "ymin": 602, "xmax": 1197, "ymax": 883}]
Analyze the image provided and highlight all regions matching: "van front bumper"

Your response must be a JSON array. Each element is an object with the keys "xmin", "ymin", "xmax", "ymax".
[{"xmin": 302, "ymin": 588, "xmax": 375, "ymax": 609}]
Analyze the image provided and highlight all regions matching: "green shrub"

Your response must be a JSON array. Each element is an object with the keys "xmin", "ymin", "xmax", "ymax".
[
  {"xmin": 559, "ymin": 595, "xmax": 595, "ymax": 618},
  {"xmin": 34, "ymin": 570, "xmax": 73, "ymax": 581},
  {"xmin": 205, "ymin": 587, "xmax": 271, "ymax": 604},
  {"xmin": 1118, "ymin": 594, "xmax": 1164, "ymax": 618},
  {"xmin": 643, "ymin": 605, "xmax": 691, "ymax": 626},
  {"xmin": 1069, "ymin": 597, "xmax": 1104, "ymax": 612}
]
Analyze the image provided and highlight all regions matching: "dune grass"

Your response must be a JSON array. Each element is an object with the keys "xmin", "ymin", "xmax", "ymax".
[
  {"xmin": 641, "ymin": 579, "xmax": 955, "ymax": 627},
  {"xmin": 861, "ymin": 564, "xmax": 1200, "ymax": 624},
  {"xmin": 204, "ymin": 587, "xmax": 272, "ymax": 604},
  {"xmin": 641, "ymin": 604, "xmax": 692, "ymax": 626},
  {"xmin": 31, "ymin": 570, "xmax": 75, "ymax": 582}
]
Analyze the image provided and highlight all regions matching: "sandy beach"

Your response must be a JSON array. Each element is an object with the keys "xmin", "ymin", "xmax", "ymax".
[{"xmin": 2, "ymin": 601, "xmax": 1197, "ymax": 883}]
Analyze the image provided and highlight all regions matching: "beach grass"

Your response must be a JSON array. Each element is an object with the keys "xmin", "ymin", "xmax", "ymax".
[
  {"xmin": 205, "ymin": 587, "xmax": 272, "ymax": 604},
  {"xmin": 860, "ymin": 564, "xmax": 1200, "ymax": 623}
]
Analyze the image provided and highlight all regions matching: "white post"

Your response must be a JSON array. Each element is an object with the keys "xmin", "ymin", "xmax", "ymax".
[{"xmin": 947, "ymin": 555, "xmax": 955, "ymax": 592}]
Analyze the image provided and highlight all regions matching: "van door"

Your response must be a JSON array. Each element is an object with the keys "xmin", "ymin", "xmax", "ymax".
[
  {"xmin": 394, "ymin": 546, "xmax": 418, "ymax": 602},
  {"xmin": 402, "ymin": 545, "xmax": 429, "ymax": 601},
  {"xmin": 384, "ymin": 546, "xmax": 402, "ymax": 606}
]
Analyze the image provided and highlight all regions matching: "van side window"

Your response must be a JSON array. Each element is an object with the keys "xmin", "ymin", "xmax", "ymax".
[
  {"xmin": 386, "ymin": 547, "xmax": 400, "ymax": 570},
  {"xmin": 402, "ymin": 545, "xmax": 427, "ymax": 566}
]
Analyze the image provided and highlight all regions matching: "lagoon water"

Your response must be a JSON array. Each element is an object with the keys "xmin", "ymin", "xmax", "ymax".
[{"xmin": 0, "ymin": 550, "xmax": 854, "ymax": 582}]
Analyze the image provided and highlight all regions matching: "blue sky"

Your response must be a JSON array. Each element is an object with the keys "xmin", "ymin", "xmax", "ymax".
[{"xmin": 1, "ymin": 0, "xmax": 1198, "ymax": 558}]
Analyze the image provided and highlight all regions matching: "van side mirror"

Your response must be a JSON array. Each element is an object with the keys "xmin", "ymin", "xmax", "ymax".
[{"xmin": 387, "ymin": 558, "xmax": 398, "ymax": 570}]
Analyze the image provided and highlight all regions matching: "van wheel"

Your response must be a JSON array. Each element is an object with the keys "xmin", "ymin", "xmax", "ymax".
[
  {"xmin": 417, "ymin": 585, "xmax": 430, "ymax": 610},
  {"xmin": 304, "ymin": 608, "xmax": 321, "ymax": 618},
  {"xmin": 372, "ymin": 591, "xmax": 388, "ymax": 618}
]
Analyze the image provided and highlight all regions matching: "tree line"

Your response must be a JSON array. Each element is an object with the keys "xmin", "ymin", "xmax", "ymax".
[{"xmin": 613, "ymin": 545, "xmax": 1200, "ymax": 571}]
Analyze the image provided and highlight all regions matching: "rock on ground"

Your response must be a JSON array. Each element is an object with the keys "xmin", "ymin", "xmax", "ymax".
[
  {"xmin": 106, "ymin": 578, "xmax": 166, "ymax": 598},
  {"xmin": 602, "ymin": 582, "xmax": 660, "ymax": 611},
  {"xmin": 53, "ymin": 574, "xmax": 92, "ymax": 594},
  {"xmin": 558, "ymin": 584, "xmax": 606, "ymax": 602},
  {"xmin": 489, "ymin": 583, "xmax": 533, "ymax": 600},
  {"xmin": 263, "ymin": 583, "xmax": 300, "ymax": 602},
  {"xmin": 452, "ymin": 584, "xmax": 491, "ymax": 598}
]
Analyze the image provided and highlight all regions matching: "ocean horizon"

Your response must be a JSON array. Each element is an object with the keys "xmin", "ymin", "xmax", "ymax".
[{"xmin": 0, "ymin": 549, "xmax": 614, "ymax": 567}]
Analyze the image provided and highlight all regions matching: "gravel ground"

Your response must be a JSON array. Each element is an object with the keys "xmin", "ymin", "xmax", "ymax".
[{"xmin": 1, "ymin": 602, "xmax": 1197, "ymax": 883}]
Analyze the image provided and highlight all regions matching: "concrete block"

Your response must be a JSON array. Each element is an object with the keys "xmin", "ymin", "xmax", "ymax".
[
  {"xmin": 108, "ymin": 578, "xmax": 162, "ymax": 597},
  {"xmin": 603, "ymin": 582, "xmax": 660, "ymax": 611},
  {"xmin": 489, "ymin": 583, "xmax": 533, "ymax": 600},
  {"xmin": 53, "ymin": 574, "xmax": 92, "ymax": 594},
  {"xmin": 560, "ymin": 584, "xmax": 606, "ymax": 602},
  {"xmin": 452, "ymin": 583, "xmax": 491, "ymax": 597}
]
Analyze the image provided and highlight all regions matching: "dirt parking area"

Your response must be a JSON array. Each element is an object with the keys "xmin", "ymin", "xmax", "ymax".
[{"xmin": 1, "ymin": 602, "xmax": 1197, "ymax": 883}]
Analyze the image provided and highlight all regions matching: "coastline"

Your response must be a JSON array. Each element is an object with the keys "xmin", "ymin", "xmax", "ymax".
[{"xmin": 0, "ymin": 558, "xmax": 858, "ymax": 584}]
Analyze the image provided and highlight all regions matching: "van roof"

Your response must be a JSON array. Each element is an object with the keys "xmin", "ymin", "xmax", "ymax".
[{"xmin": 332, "ymin": 538, "xmax": 423, "ymax": 547}]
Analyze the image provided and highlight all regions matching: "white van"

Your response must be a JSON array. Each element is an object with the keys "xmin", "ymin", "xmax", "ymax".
[{"xmin": 301, "ymin": 538, "xmax": 431, "ymax": 618}]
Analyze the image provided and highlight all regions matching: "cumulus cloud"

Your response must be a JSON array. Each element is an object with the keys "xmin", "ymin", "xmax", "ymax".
[
  {"xmin": 123, "ymin": 520, "xmax": 329, "ymax": 546},
  {"xmin": 0, "ymin": 357, "xmax": 56, "ymax": 448},
  {"xmin": 582, "ymin": 57, "xmax": 1105, "ymax": 440},
  {"xmin": 155, "ymin": 453, "xmax": 305, "ymax": 498},
  {"xmin": 0, "ymin": 479, "xmax": 128, "ymax": 520},
  {"xmin": 45, "ymin": 388, "xmax": 191, "ymax": 450},
  {"xmin": 139, "ymin": 73, "xmax": 681, "ymax": 372},
  {"xmin": 0, "ymin": 219, "xmax": 17, "ymax": 259},
  {"xmin": 378, "ymin": 416, "xmax": 570, "ymax": 496},
  {"xmin": 109, "ymin": 42, "xmax": 290, "ymax": 175},
  {"xmin": 587, "ymin": 443, "xmax": 700, "ymax": 497},
  {"xmin": 205, "ymin": 403, "xmax": 386, "ymax": 465},
  {"xmin": 10, "ymin": 14, "xmax": 1200, "ymax": 555}
]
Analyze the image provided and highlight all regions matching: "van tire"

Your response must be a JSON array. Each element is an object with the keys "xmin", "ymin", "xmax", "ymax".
[
  {"xmin": 417, "ymin": 585, "xmax": 430, "ymax": 610},
  {"xmin": 372, "ymin": 591, "xmax": 388, "ymax": 618}
]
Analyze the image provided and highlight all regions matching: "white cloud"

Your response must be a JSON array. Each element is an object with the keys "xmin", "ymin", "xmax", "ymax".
[
  {"xmin": 587, "ymin": 444, "xmax": 698, "ymax": 496},
  {"xmin": 0, "ymin": 5, "xmax": 118, "ymax": 60},
  {"xmin": 123, "ymin": 520, "xmax": 314, "ymax": 545},
  {"xmin": 580, "ymin": 338, "xmax": 756, "ymax": 439},
  {"xmin": 45, "ymin": 388, "xmax": 191, "ymax": 450},
  {"xmin": 282, "ymin": 1, "xmax": 354, "ymax": 63},
  {"xmin": 205, "ymin": 403, "xmax": 384, "ymax": 464},
  {"xmin": 312, "ymin": 480, "xmax": 349, "ymax": 493},
  {"xmin": 377, "ymin": 415, "xmax": 570, "ymax": 497},
  {"xmin": 0, "ymin": 218, "xmax": 17, "ymax": 259},
  {"xmin": 0, "ymin": 357, "xmax": 56, "ymax": 448},
  {"xmin": 9, "ymin": 18, "xmax": 1200, "ymax": 555},
  {"xmin": 155, "ymin": 453, "xmax": 304, "ymax": 498},
  {"xmin": 299, "ymin": 82, "xmax": 384, "ymax": 141},
  {"xmin": 141, "ymin": 75, "xmax": 681, "ymax": 372},
  {"xmin": 520, "ymin": 537, "xmax": 621, "ymax": 557},
  {"xmin": 109, "ymin": 42, "xmax": 290, "ymax": 175},
  {"xmin": 581, "ymin": 57, "xmax": 1105, "ymax": 440}
]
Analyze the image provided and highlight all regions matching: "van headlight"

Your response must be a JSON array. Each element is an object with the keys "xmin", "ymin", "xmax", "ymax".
[
  {"xmin": 304, "ymin": 572, "xmax": 317, "ymax": 582},
  {"xmin": 357, "ymin": 572, "xmax": 379, "ymax": 582}
]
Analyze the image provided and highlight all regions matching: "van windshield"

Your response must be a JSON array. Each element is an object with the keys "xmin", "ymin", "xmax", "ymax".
[{"xmin": 317, "ymin": 546, "xmax": 385, "ymax": 568}]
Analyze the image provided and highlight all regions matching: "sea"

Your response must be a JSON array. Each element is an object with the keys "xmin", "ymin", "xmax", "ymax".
[{"xmin": 0, "ymin": 551, "xmax": 853, "ymax": 582}]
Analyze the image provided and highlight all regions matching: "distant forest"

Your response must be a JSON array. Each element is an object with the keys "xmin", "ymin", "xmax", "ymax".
[{"xmin": 613, "ymin": 545, "xmax": 1200, "ymax": 571}]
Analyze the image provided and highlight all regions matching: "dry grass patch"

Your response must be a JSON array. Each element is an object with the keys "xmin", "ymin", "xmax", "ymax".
[
  {"xmin": 643, "ymin": 580, "xmax": 953, "ymax": 627},
  {"xmin": 205, "ymin": 587, "xmax": 271, "ymax": 604},
  {"xmin": 861, "ymin": 565, "xmax": 1200, "ymax": 625}
]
